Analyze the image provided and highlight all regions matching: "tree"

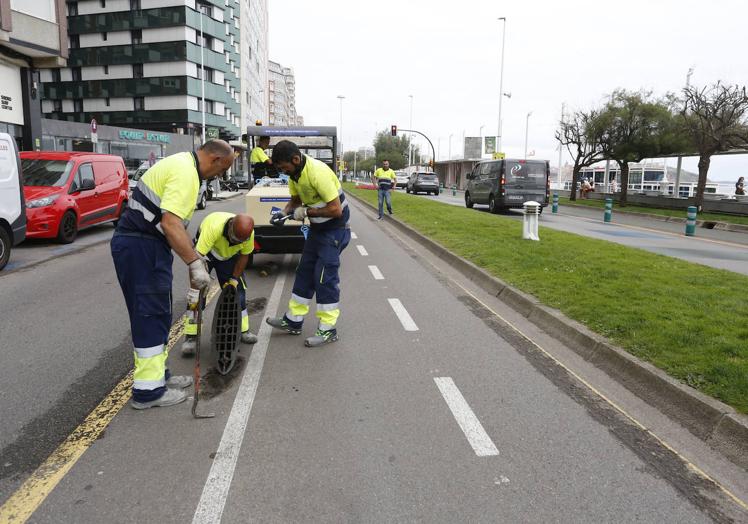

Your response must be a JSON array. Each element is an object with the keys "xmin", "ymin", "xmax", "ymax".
[
  {"xmin": 599, "ymin": 90, "xmax": 687, "ymax": 206},
  {"xmin": 372, "ymin": 130, "xmax": 419, "ymax": 170},
  {"xmin": 679, "ymin": 82, "xmax": 748, "ymax": 209},
  {"xmin": 556, "ymin": 108, "xmax": 606, "ymax": 201}
]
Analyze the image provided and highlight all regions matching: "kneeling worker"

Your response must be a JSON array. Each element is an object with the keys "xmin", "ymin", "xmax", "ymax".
[
  {"xmin": 182, "ymin": 212, "xmax": 258, "ymax": 356},
  {"xmin": 250, "ymin": 135, "xmax": 273, "ymax": 182},
  {"xmin": 266, "ymin": 140, "xmax": 351, "ymax": 347}
]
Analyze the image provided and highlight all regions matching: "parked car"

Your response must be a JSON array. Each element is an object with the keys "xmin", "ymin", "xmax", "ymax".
[
  {"xmin": 20, "ymin": 152, "xmax": 129, "ymax": 243},
  {"xmin": 406, "ymin": 172, "xmax": 440, "ymax": 195},
  {"xmin": 0, "ymin": 133, "xmax": 26, "ymax": 270},
  {"xmin": 196, "ymin": 179, "xmax": 209, "ymax": 209},
  {"xmin": 395, "ymin": 171, "xmax": 409, "ymax": 189},
  {"xmin": 464, "ymin": 158, "xmax": 550, "ymax": 213}
]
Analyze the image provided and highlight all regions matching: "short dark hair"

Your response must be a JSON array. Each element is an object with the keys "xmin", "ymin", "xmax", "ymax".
[
  {"xmin": 382, "ymin": 158, "xmax": 389, "ymax": 162},
  {"xmin": 259, "ymin": 136, "xmax": 270, "ymax": 142},
  {"xmin": 271, "ymin": 140, "xmax": 301, "ymax": 163}
]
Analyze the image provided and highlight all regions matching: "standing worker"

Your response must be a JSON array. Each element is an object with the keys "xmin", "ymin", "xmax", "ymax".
[
  {"xmin": 266, "ymin": 140, "xmax": 351, "ymax": 347},
  {"xmin": 181, "ymin": 212, "xmax": 258, "ymax": 356},
  {"xmin": 111, "ymin": 140, "xmax": 235, "ymax": 410},
  {"xmin": 373, "ymin": 159, "xmax": 396, "ymax": 219},
  {"xmin": 250, "ymin": 136, "xmax": 273, "ymax": 183}
]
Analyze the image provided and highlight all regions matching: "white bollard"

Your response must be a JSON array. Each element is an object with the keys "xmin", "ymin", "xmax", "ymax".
[{"xmin": 522, "ymin": 201, "xmax": 540, "ymax": 241}]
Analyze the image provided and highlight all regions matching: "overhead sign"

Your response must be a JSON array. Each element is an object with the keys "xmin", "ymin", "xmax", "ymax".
[
  {"xmin": 0, "ymin": 62, "xmax": 24, "ymax": 126},
  {"xmin": 484, "ymin": 136, "xmax": 496, "ymax": 154},
  {"xmin": 206, "ymin": 127, "xmax": 219, "ymax": 139},
  {"xmin": 493, "ymin": 152, "xmax": 505, "ymax": 160},
  {"xmin": 464, "ymin": 137, "xmax": 482, "ymax": 159},
  {"xmin": 118, "ymin": 130, "xmax": 171, "ymax": 143}
]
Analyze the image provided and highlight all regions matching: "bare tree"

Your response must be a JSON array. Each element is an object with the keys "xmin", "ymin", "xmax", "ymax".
[
  {"xmin": 680, "ymin": 82, "xmax": 748, "ymax": 209},
  {"xmin": 556, "ymin": 109, "xmax": 605, "ymax": 201},
  {"xmin": 599, "ymin": 90, "xmax": 687, "ymax": 206}
]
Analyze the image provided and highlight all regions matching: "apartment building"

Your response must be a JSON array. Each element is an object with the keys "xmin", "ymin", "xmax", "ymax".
[{"xmin": 268, "ymin": 59, "xmax": 303, "ymax": 127}]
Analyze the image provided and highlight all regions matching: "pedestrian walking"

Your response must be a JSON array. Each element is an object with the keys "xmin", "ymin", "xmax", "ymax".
[
  {"xmin": 265, "ymin": 140, "xmax": 351, "ymax": 347},
  {"xmin": 373, "ymin": 159, "xmax": 396, "ymax": 219},
  {"xmin": 181, "ymin": 212, "xmax": 258, "ymax": 356},
  {"xmin": 736, "ymin": 176, "xmax": 745, "ymax": 196},
  {"xmin": 111, "ymin": 140, "xmax": 235, "ymax": 410}
]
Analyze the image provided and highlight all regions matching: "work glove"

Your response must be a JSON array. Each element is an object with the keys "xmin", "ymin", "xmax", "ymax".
[
  {"xmin": 188, "ymin": 258, "xmax": 211, "ymax": 290},
  {"xmin": 270, "ymin": 211, "xmax": 286, "ymax": 228},
  {"xmin": 223, "ymin": 278, "xmax": 239, "ymax": 289},
  {"xmin": 293, "ymin": 206, "xmax": 308, "ymax": 221},
  {"xmin": 186, "ymin": 288, "xmax": 201, "ymax": 310}
]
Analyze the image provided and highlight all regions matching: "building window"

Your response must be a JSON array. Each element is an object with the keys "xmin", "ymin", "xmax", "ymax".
[
  {"xmin": 105, "ymin": 98, "xmax": 111, "ymax": 107},
  {"xmin": 134, "ymin": 97, "xmax": 144, "ymax": 111},
  {"xmin": 73, "ymin": 99, "xmax": 83, "ymax": 113},
  {"xmin": 130, "ymin": 0, "xmax": 141, "ymax": 9},
  {"xmin": 103, "ymin": 65, "xmax": 109, "ymax": 75},
  {"xmin": 53, "ymin": 100, "xmax": 62, "ymax": 112},
  {"xmin": 51, "ymin": 69, "xmax": 61, "ymax": 82},
  {"xmin": 131, "ymin": 30, "xmax": 142, "ymax": 45},
  {"xmin": 70, "ymin": 35, "xmax": 80, "ymax": 49},
  {"xmin": 132, "ymin": 64, "xmax": 143, "ymax": 78},
  {"xmin": 102, "ymin": 32, "xmax": 108, "ymax": 41},
  {"xmin": 68, "ymin": 2, "xmax": 78, "ymax": 16},
  {"xmin": 72, "ymin": 67, "xmax": 82, "ymax": 81},
  {"xmin": 100, "ymin": 0, "xmax": 106, "ymax": 7}
]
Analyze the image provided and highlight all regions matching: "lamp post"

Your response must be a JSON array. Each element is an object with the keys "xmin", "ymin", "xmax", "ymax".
[
  {"xmin": 497, "ymin": 16, "xmax": 507, "ymax": 153},
  {"xmin": 524, "ymin": 111, "xmax": 532, "ymax": 159},
  {"xmin": 448, "ymin": 134, "xmax": 453, "ymax": 160},
  {"xmin": 337, "ymin": 95, "xmax": 345, "ymax": 179},
  {"xmin": 479, "ymin": 125, "xmax": 485, "ymax": 157},
  {"xmin": 674, "ymin": 67, "xmax": 695, "ymax": 197},
  {"xmin": 408, "ymin": 94, "xmax": 414, "ymax": 167},
  {"xmin": 199, "ymin": 9, "xmax": 206, "ymax": 144}
]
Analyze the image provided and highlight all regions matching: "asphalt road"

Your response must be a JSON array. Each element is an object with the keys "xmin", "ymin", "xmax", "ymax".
[
  {"xmin": 2, "ymin": 197, "xmax": 745, "ymax": 522},
  {"xmin": 409, "ymin": 189, "xmax": 748, "ymax": 276}
]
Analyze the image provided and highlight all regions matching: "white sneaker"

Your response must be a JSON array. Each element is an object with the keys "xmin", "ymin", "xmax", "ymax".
[
  {"xmin": 131, "ymin": 388, "xmax": 187, "ymax": 410},
  {"xmin": 166, "ymin": 375, "xmax": 193, "ymax": 389},
  {"xmin": 241, "ymin": 332, "xmax": 258, "ymax": 344},
  {"xmin": 181, "ymin": 336, "xmax": 197, "ymax": 357}
]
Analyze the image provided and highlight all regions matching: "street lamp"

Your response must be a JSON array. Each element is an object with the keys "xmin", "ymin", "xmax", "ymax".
[
  {"xmin": 448, "ymin": 134, "xmax": 453, "ymax": 160},
  {"xmin": 479, "ymin": 125, "xmax": 485, "ymax": 157},
  {"xmin": 497, "ymin": 16, "xmax": 507, "ymax": 153},
  {"xmin": 337, "ymin": 95, "xmax": 345, "ymax": 179},
  {"xmin": 199, "ymin": 9, "xmax": 206, "ymax": 144},
  {"xmin": 408, "ymin": 94, "xmax": 414, "ymax": 167},
  {"xmin": 524, "ymin": 111, "xmax": 533, "ymax": 159},
  {"xmin": 686, "ymin": 67, "xmax": 694, "ymax": 88}
]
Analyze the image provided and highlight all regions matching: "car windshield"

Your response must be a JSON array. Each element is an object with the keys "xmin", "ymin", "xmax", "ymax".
[
  {"xmin": 418, "ymin": 174, "xmax": 437, "ymax": 181},
  {"xmin": 21, "ymin": 159, "xmax": 74, "ymax": 187}
]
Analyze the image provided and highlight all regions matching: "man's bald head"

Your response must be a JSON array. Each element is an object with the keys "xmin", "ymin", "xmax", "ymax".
[
  {"xmin": 197, "ymin": 139, "xmax": 236, "ymax": 179},
  {"xmin": 231, "ymin": 214, "xmax": 254, "ymax": 242}
]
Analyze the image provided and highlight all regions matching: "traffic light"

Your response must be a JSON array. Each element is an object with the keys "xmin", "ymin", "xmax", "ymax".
[
  {"xmin": 429, "ymin": 159, "xmax": 434, "ymax": 168},
  {"xmin": 391, "ymin": 125, "xmax": 397, "ymax": 136}
]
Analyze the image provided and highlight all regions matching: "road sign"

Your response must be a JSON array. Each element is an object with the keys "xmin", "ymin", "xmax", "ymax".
[
  {"xmin": 485, "ymin": 136, "xmax": 496, "ymax": 154},
  {"xmin": 206, "ymin": 127, "xmax": 219, "ymax": 139},
  {"xmin": 149, "ymin": 151, "xmax": 156, "ymax": 167},
  {"xmin": 492, "ymin": 152, "xmax": 505, "ymax": 160},
  {"xmin": 90, "ymin": 118, "xmax": 98, "ymax": 144}
]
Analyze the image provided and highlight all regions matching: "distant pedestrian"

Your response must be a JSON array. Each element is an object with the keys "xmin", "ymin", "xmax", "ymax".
[
  {"xmin": 736, "ymin": 176, "xmax": 745, "ymax": 196},
  {"xmin": 374, "ymin": 159, "xmax": 396, "ymax": 219},
  {"xmin": 580, "ymin": 178, "xmax": 593, "ymax": 199},
  {"xmin": 610, "ymin": 178, "xmax": 618, "ymax": 193}
]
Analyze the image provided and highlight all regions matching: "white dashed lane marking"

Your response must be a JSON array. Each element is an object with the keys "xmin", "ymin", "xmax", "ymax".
[
  {"xmin": 368, "ymin": 265, "xmax": 384, "ymax": 280},
  {"xmin": 351, "ymin": 232, "xmax": 358, "ymax": 239},
  {"xmin": 356, "ymin": 245, "xmax": 368, "ymax": 256},
  {"xmin": 387, "ymin": 298, "xmax": 418, "ymax": 331}
]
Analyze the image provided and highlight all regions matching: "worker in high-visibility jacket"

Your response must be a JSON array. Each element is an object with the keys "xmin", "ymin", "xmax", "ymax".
[
  {"xmin": 373, "ymin": 159, "xmax": 396, "ymax": 219},
  {"xmin": 181, "ymin": 211, "xmax": 257, "ymax": 356},
  {"xmin": 111, "ymin": 140, "xmax": 235, "ymax": 410},
  {"xmin": 250, "ymin": 136, "xmax": 273, "ymax": 182},
  {"xmin": 266, "ymin": 140, "xmax": 351, "ymax": 347}
]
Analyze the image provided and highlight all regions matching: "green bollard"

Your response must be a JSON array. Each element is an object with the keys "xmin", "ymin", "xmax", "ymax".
[
  {"xmin": 604, "ymin": 198, "xmax": 613, "ymax": 223},
  {"xmin": 685, "ymin": 206, "xmax": 697, "ymax": 236},
  {"xmin": 552, "ymin": 193, "xmax": 559, "ymax": 214},
  {"xmin": 452, "ymin": 184, "xmax": 457, "ymax": 196}
]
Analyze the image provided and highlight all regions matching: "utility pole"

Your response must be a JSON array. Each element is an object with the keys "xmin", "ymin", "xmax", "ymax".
[
  {"xmin": 337, "ymin": 95, "xmax": 345, "ymax": 179},
  {"xmin": 557, "ymin": 102, "xmax": 564, "ymax": 186},
  {"xmin": 674, "ymin": 67, "xmax": 694, "ymax": 198},
  {"xmin": 524, "ymin": 111, "xmax": 532, "ymax": 159},
  {"xmin": 408, "ymin": 94, "xmax": 413, "ymax": 167},
  {"xmin": 497, "ymin": 17, "xmax": 507, "ymax": 153},
  {"xmin": 199, "ymin": 10, "xmax": 206, "ymax": 145}
]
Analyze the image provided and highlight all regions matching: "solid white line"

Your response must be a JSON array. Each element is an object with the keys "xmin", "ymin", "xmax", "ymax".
[
  {"xmin": 434, "ymin": 377, "xmax": 499, "ymax": 457},
  {"xmin": 192, "ymin": 255, "xmax": 290, "ymax": 524},
  {"xmin": 387, "ymin": 298, "xmax": 418, "ymax": 331},
  {"xmin": 368, "ymin": 265, "xmax": 384, "ymax": 280},
  {"xmin": 356, "ymin": 245, "xmax": 368, "ymax": 256},
  {"xmin": 351, "ymin": 232, "xmax": 358, "ymax": 239}
]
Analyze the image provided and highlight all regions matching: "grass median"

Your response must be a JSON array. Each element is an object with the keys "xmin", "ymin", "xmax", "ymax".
[
  {"xmin": 346, "ymin": 184, "xmax": 748, "ymax": 414},
  {"xmin": 559, "ymin": 196, "xmax": 748, "ymax": 226}
]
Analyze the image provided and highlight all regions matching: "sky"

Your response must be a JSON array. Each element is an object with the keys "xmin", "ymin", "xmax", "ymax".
[{"xmin": 268, "ymin": 0, "xmax": 748, "ymax": 182}]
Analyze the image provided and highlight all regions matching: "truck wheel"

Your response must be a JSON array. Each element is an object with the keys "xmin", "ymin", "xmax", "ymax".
[
  {"xmin": 0, "ymin": 227, "xmax": 10, "ymax": 271},
  {"xmin": 57, "ymin": 211, "xmax": 78, "ymax": 244},
  {"xmin": 489, "ymin": 194, "xmax": 498, "ymax": 214},
  {"xmin": 197, "ymin": 192, "xmax": 207, "ymax": 210}
]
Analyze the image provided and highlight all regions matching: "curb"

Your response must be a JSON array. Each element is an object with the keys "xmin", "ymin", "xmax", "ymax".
[
  {"xmin": 348, "ymin": 191, "xmax": 748, "ymax": 471},
  {"xmin": 561, "ymin": 202, "xmax": 748, "ymax": 234}
]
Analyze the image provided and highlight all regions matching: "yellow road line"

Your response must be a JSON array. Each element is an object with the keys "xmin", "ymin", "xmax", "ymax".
[
  {"xmin": 384, "ymin": 221, "xmax": 748, "ymax": 512},
  {"xmin": 0, "ymin": 284, "xmax": 220, "ymax": 524}
]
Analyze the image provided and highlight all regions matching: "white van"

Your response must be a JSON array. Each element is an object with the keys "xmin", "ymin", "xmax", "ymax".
[{"xmin": 0, "ymin": 133, "xmax": 26, "ymax": 271}]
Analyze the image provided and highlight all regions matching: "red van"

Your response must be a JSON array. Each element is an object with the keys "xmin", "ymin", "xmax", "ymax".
[{"xmin": 20, "ymin": 152, "xmax": 129, "ymax": 243}]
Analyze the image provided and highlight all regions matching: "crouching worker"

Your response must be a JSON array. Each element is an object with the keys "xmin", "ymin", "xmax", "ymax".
[{"xmin": 181, "ymin": 212, "xmax": 258, "ymax": 356}]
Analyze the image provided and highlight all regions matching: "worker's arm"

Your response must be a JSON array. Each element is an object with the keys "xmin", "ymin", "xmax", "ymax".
[
  {"xmin": 283, "ymin": 195, "xmax": 303, "ymax": 216},
  {"xmin": 232, "ymin": 254, "xmax": 250, "ymax": 279},
  {"xmin": 307, "ymin": 197, "xmax": 342, "ymax": 219},
  {"xmin": 161, "ymin": 211, "xmax": 200, "ymax": 264}
]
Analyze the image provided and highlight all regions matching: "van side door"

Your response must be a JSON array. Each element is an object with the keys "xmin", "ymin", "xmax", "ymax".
[
  {"xmin": 92, "ymin": 161, "xmax": 122, "ymax": 222},
  {"xmin": 70, "ymin": 162, "xmax": 99, "ymax": 226}
]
